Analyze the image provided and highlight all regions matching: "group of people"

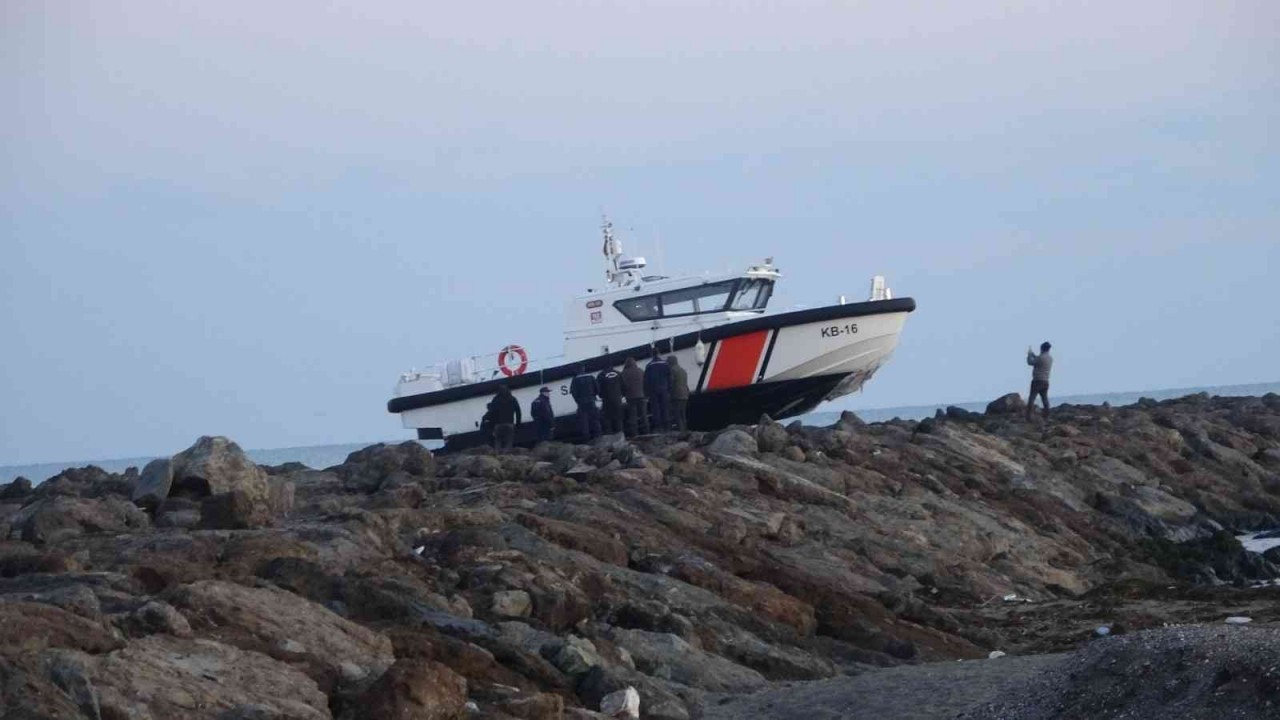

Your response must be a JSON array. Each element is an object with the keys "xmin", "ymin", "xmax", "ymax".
[
  {"xmin": 567, "ymin": 351, "xmax": 691, "ymax": 441},
  {"xmin": 482, "ymin": 351, "xmax": 691, "ymax": 449}
]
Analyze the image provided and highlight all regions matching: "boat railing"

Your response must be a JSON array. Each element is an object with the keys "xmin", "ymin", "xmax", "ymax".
[{"xmin": 399, "ymin": 350, "xmax": 568, "ymax": 388}]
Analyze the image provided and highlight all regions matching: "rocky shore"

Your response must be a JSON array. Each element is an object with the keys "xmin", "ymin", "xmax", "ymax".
[{"xmin": 3, "ymin": 392, "xmax": 1280, "ymax": 719}]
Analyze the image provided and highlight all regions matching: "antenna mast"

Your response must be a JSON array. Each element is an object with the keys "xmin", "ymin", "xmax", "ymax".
[
  {"xmin": 600, "ymin": 215, "xmax": 646, "ymax": 288},
  {"xmin": 602, "ymin": 215, "xmax": 622, "ymax": 285}
]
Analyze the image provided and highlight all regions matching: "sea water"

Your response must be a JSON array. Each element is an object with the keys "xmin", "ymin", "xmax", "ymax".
[{"xmin": 2, "ymin": 381, "xmax": 1277, "ymax": 485}]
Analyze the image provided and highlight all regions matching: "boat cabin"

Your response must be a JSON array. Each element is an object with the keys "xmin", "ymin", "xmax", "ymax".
[{"xmin": 563, "ymin": 267, "xmax": 780, "ymax": 362}]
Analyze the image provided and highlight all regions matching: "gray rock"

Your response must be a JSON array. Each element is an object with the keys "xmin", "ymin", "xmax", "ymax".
[
  {"xmin": 607, "ymin": 627, "xmax": 766, "ymax": 692},
  {"xmin": 834, "ymin": 410, "xmax": 866, "ymax": 431},
  {"xmin": 554, "ymin": 636, "xmax": 603, "ymax": 676},
  {"xmin": 126, "ymin": 600, "xmax": 193, "ymax": 638},
  {"xmin": 781, "ymin": 445, "xmax": 806, "ymax": 462},
  {"xmin": 45, "ymin": 650, "xmax": 102, "ymax": 720},
  {"xmin": 171, "ymin": 436, "xmax": 271, "ymax": 528},
  {"xmin": 267, "ymin": 477, "xmax": 295, "ymax": 517},
  {"xmin": 171, "ymin": 436, "xmax": 269, "ymax": 498},
  {"xmin": 132, "ymin": 458, "xmax": 173, "ymax": 511},
  {"xmin": 754, "ymin": 416, "xmax": 790, "ymax": 454},
  {"xmin": 707, "ymin": 429, "xmax": 758, "ymax": 457},
  {"xmin": 986, "ymin": 393, "xmax": 1027, "ymax": 415},
  {"xmin": 492, "ymin": 590, "xmax": 533, "ymax": 618},
  {"xmin": 19, "ymin": 496, "xmax": 150, "ymax": 545},
  {"xmin": 600, "ymin": 686, "xmax": 640, "ymax": 719},
  {"xmin": 578, "ymin": 666, "xmax": 689, "ymax": 720},
  {"xmin": 566, "ymin": 463, "xmax": 596, "ymax": 481},
  {"xmin": 200, "ymin": 489, "xmax": 271, "ymax": 530},
  {"xmin": 0, "ymin": 476, "xmax": 33, "ymax": 501},
  {"xmin": 337, "ymin": 441, "xmax": 436, "ymax": 492}
]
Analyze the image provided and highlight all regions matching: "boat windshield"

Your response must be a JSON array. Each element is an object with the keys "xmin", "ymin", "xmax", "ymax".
[
  {"xmin": 730, "ymin": 279, "xmax": 774, "ymax": 311},
  {"xmin": 613, "ymin": 278, "xmax": 773, "ymax": 321}
]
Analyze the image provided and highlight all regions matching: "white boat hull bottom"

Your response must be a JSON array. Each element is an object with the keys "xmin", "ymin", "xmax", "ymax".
[{"xmin": 393, "ymin": 303, "xmax": 911, "ymax": 449}]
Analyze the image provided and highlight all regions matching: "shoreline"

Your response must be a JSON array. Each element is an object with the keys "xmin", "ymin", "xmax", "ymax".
[{"xmin": 5, "ymin": 380, "xmax": 1279, "ymax": 485}]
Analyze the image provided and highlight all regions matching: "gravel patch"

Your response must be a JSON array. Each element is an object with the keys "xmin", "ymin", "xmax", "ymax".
[
  {"xmin": 959, "ymin": 625, "xmax": 1280, "ymax": 719},
  {"xmin": 700, "ymin": 654, "xmax": 1066, "ymax": 720}
]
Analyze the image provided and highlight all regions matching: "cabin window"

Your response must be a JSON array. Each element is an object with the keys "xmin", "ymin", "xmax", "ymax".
[
  {"xmin": 659, "ymin": 282, "xmax": 734, "ymax": 316},
  {"xmin": 730, "ymin": 279, "xmax": 774, "ymax": 311},
  {"xmin": 613, "ymin": 281, "xmax": 737, "ymax": 321},
  {"xmin": 614, "ymin": 295, "xmax": 661, "ymax": 321}
]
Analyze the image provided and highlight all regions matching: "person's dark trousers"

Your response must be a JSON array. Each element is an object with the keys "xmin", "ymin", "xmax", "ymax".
[
  {"xmin": 1027, "ymin": 380, "xmax": 1050, "ymax": 419},
  {"xmin": 602, "ymin": 399, "xmax": 625, "ymax": 435},
  {"xmin": 576, "ymin": 401, "xmax": 602, "ymax": 440},
  {"xmin": 671, "ymin": 399, "xmax": 688, "ymax": 432},
  {"xmin": 494, "ymin": 423, "xmax": 515, "ymax": 450},
  {"xmin": 626, "ymin": 398, "xmax": 649, "ymax": 436},
  {"xmin": 649, "ymin": 393, "xmax": 671, "ymax": 433},
  {"xmin": 534, "ymin": 420, "xmax": 553, "ymax": 443}
]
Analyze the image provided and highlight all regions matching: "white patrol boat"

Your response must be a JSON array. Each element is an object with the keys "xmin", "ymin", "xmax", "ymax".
[{"xmin": 388, "ymin": 220, "xmax": 915, "ymax": 450}]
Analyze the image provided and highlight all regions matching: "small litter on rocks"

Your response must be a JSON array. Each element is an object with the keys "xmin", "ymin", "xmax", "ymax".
[
  {"xmin": 988, "ymin": 651, "xmax": 1007, "ymax": 660},
  {"xmin": 1224, "ymin": 616, "xmax": 1253, "ymax": 625}
]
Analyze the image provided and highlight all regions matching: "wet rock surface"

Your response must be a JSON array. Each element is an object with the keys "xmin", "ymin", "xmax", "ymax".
[{"xmin": 2, "ymin": 395, "xmax": 1280, "ymax": 718}]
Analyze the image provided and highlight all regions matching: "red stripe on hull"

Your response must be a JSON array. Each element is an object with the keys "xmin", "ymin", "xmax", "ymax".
[{"xmin": 706, "ymin": 330, "xmax": 770, "ymax": 390}]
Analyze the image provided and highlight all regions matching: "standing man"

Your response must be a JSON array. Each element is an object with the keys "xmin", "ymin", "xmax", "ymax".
[
  {"xmin": 622, "ymin": 357, "xmax": 648, "ymax": 436},
  {"xmin": 1026, "ymin": 342, "xmax": 1053, "ymax": 420},
  {"xmin": 569, "ymin": 364, "xmax": 602, "ymax": 441},
  {"xmin": 668, "ymin": 355, "xmax": 690, "ymax": 432},
  {"xmin": 597, "ymin": 365, "xmax": 625, "ymax": 435},
  {"xmin": 488, "ymin": 385, "xmax": 522, "ymax": 450},
  {"xmin": 531, "ymin": 386, "xmax": 555, "ymax": 443},
  {"xmin": 645, "ymin": 351, "xmax": 672, "ymax": 433}
]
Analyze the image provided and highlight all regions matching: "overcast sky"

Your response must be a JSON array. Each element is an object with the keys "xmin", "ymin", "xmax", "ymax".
[{"xmin": 3, "ymin": 1, "xmax": 1277, "ymax": 464}]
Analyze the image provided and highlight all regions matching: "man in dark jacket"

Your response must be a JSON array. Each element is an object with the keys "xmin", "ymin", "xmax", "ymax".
[
  {"xmin": 668, "ymin": 355, "xmax": 690, "ymax": 432},
  {"xmin": 596, "ymin": 366, "xmax": 625, "ymax": 435},
  {"xmin": 488, "ymin": 385, "xmax": 521, "ymax": 450},
  {"xmin": 569, "ymin": 364, "xmax": 602, "ymax": 441},
  {"xmin": 621, "ymin": 357, "xmax": 647, "ymax": 436},
  {"xmin": 645, "ymin": 352, "xmax": 672, "ymax": 432},
  {"xmin": 531, "ymin": 386, "xmax": 555, "ymax": 443}
]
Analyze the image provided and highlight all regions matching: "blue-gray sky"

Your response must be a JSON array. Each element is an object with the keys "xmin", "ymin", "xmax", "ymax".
[{"xmin": 3, "ymin": 1, "xmax": 1277, "ymax": 465}]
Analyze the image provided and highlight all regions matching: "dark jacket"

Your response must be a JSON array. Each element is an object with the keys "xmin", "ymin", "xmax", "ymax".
[
  {"xmin": 489, "ymin": 390, "xmax": 521, "ymax": 426},
  {"xmin": 570, "ymin": 373, "xmax": 599, "ymax": 404},
  {"xmin": 622, "ymin": 358, "xmax": 645, "ymax": 399},
  {"xmin": 668, "ymin": 356, "xmax": 690, "ymax": 400},
  {"xmin": 597, "ymin": 368, "xmax": 624, "ymax": 404},
  {"xmin": 531, "ymin": 394, "xmax": 554, "ymax": 423},
  {"xmin": 644, "ymin": 358, "xmax": 671, "ymax": 398}
]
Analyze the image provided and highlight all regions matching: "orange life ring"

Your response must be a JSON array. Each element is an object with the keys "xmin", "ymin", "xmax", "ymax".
[{"xmin": 498, "ymin": 345, "xmax": 529, "ymax": 377}]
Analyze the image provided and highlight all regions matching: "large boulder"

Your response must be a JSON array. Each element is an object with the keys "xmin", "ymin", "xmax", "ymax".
[
  {"xmin": 132, "ymin": 458, "xmax": 173, "ymax": 511},
  {"xmin": 168, "ymin": 580, "xmax": 395, "ymax": 693},
  {"xmin": 171, "ymin": 436, "xmax": 272, "ymax": 528},
  {"xmin": 171, "ymin": 437, "xmax": 268, "ymax": 495},
  {"xmin": 18, "ymin": 496, "xmax": 150, "ymax": 545},
  {"xmin": 754, "ymin": 416, "xmax": 790, "ymax": 454},
  {"xmin": 707, "ymin": 430, "xmax": 758, "ymax": 457},
  {"xmin": 337, "ymin": 442, "xmax": 436, "ymax": 493},
  {"xmin": 606, "ymin": 628, "xmax": 766, "ymax": 693},
  {"xmin": 0, "ymin": 477, "xmax": 32, "ymax": 501},
  {"xmin": 353, "ymin": 659, "xmax": 468, "ymax": 720},
  {"xmin": 985, "ymin": 393, "xmax": 1027, "ymax": 415},
  {"xmin": 90, "ymin": 635, "xmax": 332, "ymax": 719},
  {"xmin": 0, "ymin": 602, "xmax": 123, "ymax": 654}
]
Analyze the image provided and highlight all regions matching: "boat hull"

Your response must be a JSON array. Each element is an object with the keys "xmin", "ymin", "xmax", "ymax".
[{"xmin": 389, "ymin": 297, "xmax": 914, "ymax": 449}]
